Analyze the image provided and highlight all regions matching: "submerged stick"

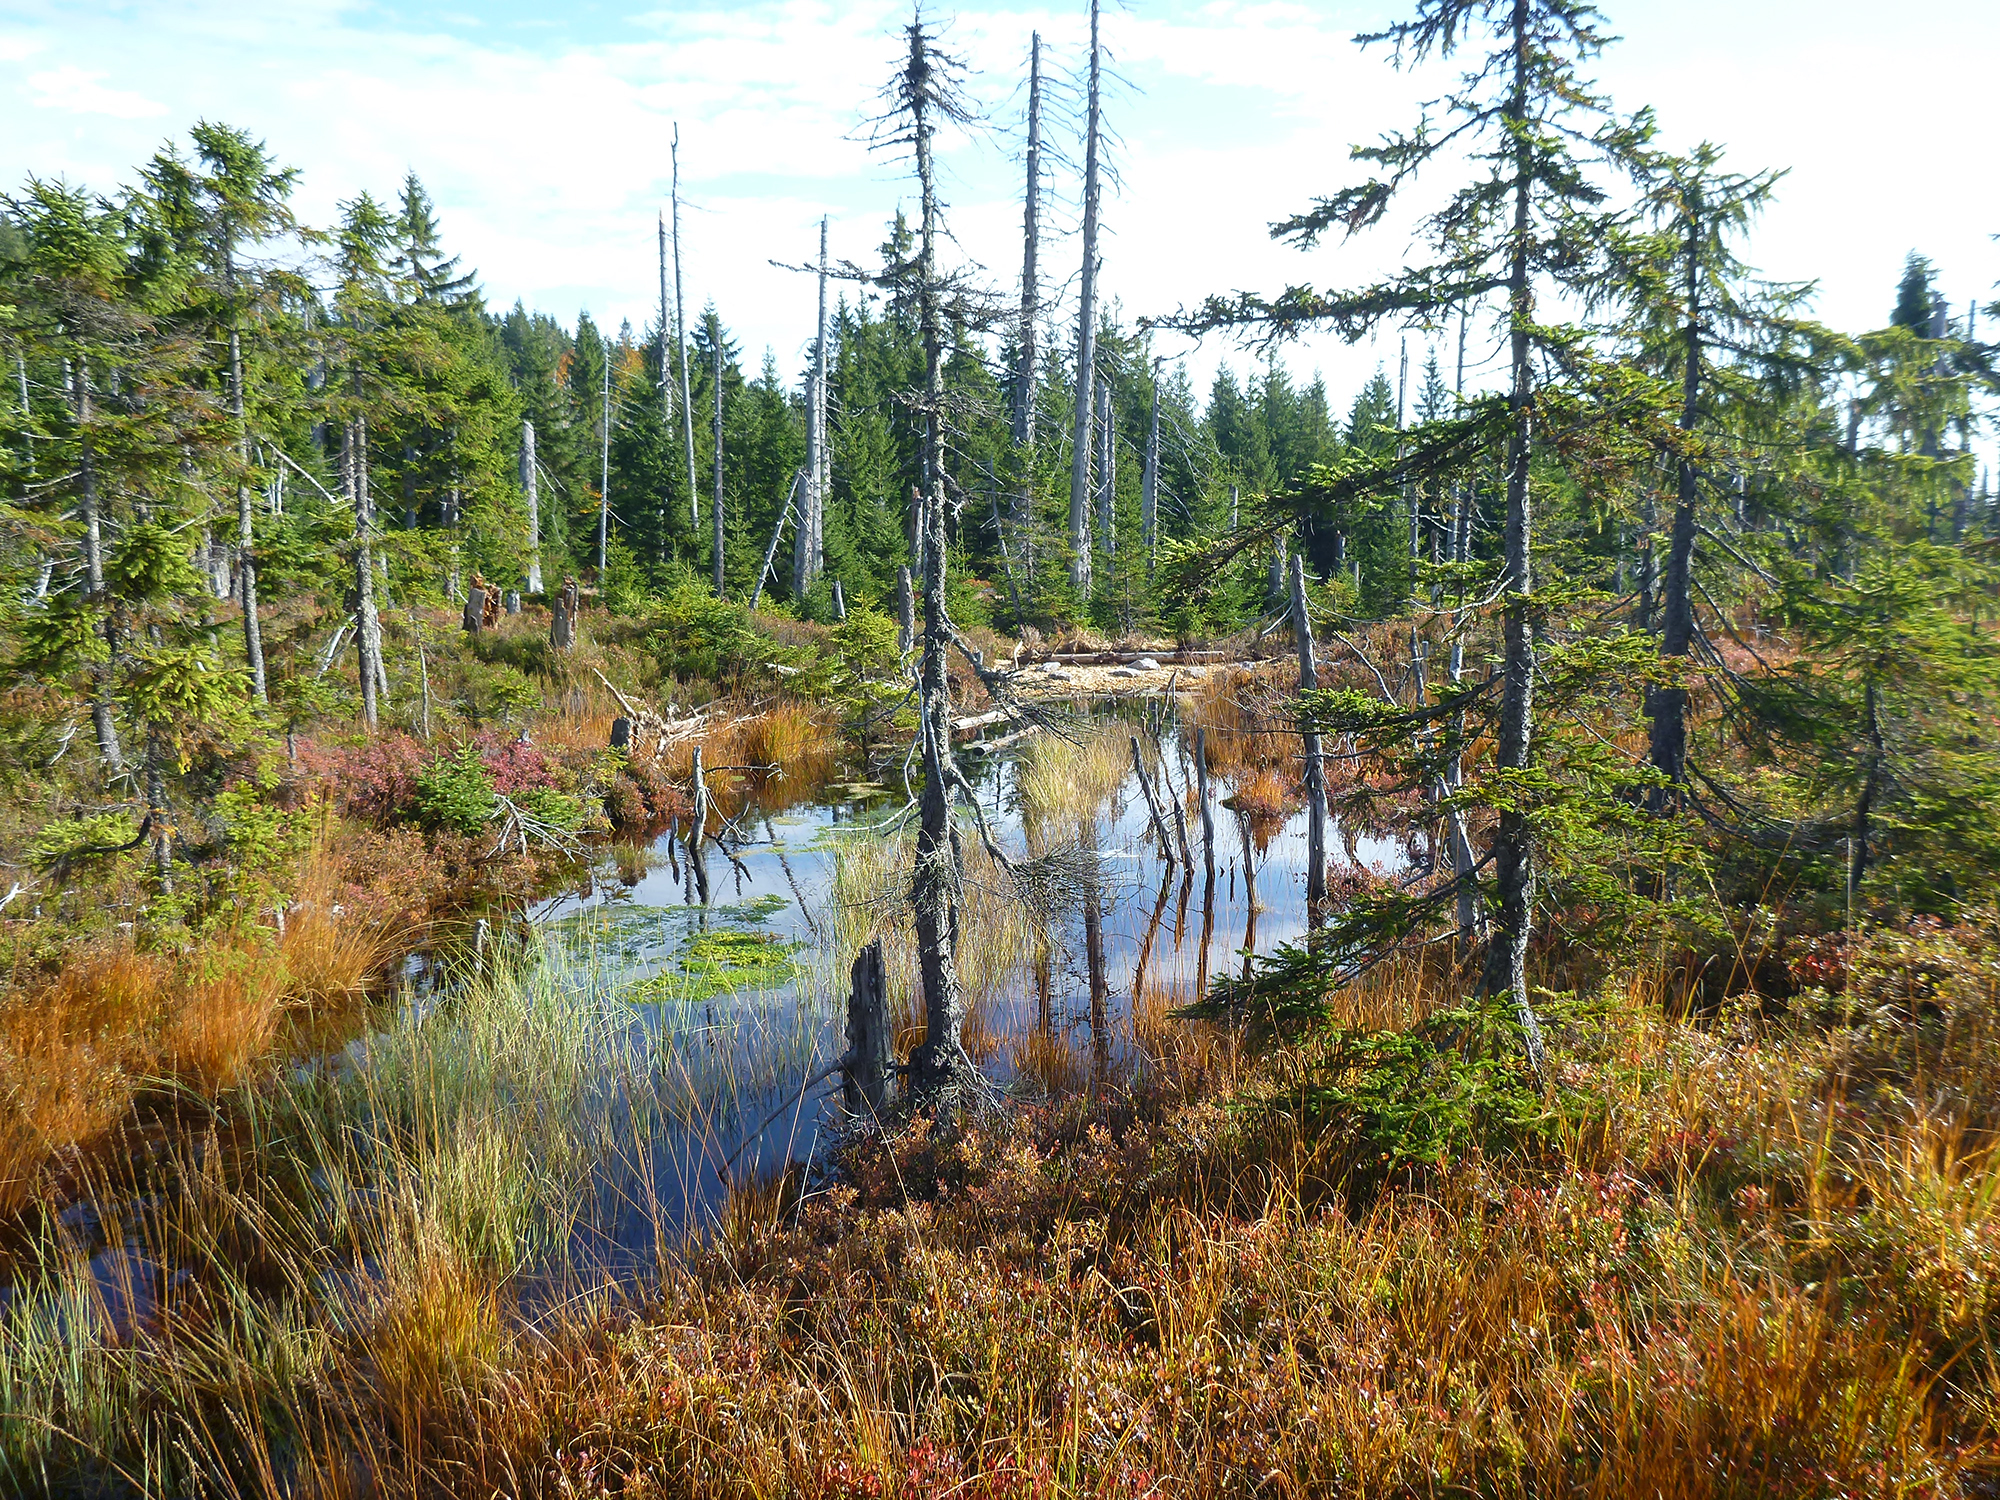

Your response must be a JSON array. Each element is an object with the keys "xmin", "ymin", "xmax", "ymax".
[{"xmin": 1129, "ymin": 735, "xmax": 1179, "ymax": 866}]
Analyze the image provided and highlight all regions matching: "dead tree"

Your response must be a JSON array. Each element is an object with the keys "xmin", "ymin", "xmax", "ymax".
[
  {"xmin": 551, "ymin": 575, "xmax": 579, "ymax": 651},
  {"xmin": 1067, "ymin": 0, "xmax": 1104, "ymax": 596},
  {"xmin": 843, "ymin": 938, "xmax": 896, "ymax": 1118},
  {"xmin": 597, "ymin": 352, "xmax": 611, "ymax": 573},
  {"xmin": 657, "ymin": 211, "xmax": 675, "ymax": 567},
  {"xmin": 462, "ymin": 572, "xmax": 486, "ymax": 633},
  {"xmin": 888, "ymin": 17, "xmax": 984, "ymax": 1105},
  {"xmin": 1290, "ymin": 554, "xmax": 1328, "ymax": 909},
  {"xmin": 1142, "ymin": 356, "xmax": 1161, "ymax": 571},
  {"xmin": 522, "ymin": 419, "xmax": 543, "ymax": 593},
  {"xmin": 346, "ymin": 419, "xmax": 386, "ymax": 729},
  {"xmin": 712, "ymin": 334, "xmax": 726, "ymax": 595},
  {"xmin": 1013, "ymin": 32, "xmax": 1044, "ymax": 572},
  {"xmin": 672, "ymin": 126, "xmax": 699, "ymax": 531},
  {"xmin": 797, "ymin": 216, "xmax": 831, "ymax": 599}
]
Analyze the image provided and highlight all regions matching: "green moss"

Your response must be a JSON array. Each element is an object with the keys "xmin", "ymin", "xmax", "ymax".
[{"xmin": 625, "ymin": 926, "xmax": 802, "ymax": 1004}]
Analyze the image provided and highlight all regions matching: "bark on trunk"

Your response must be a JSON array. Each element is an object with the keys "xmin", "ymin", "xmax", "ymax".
[
  {"xmin": 74, "ymin": 360, "xmax": 124, "ymax": 775},
  {"xmin": 903, "ymin": 22, "xmax": 979, "ymax": 1105},
  {"xmin": 1475, "ymin": 0, "xmax": 1547, "ymax": 1078},
  {"xmin": 230, "ymin": 322, "xmax": 266, "ymax": 702},
  {"xmin": 672, "ymin": 128, "xmax": 699, "ymax": 531},
  {"xmin": 1013, "ymin": 32, "xmax": 1043, "ymax": 576},
  {"xmin": 1648, "ymin": 196, "xmax": 1703, "ymax": 813},
  {"xmin": 798, "ymin": 217, "xmax": 830, "ymax": 597},
  {"xmin": 1143, "ymin": 363, "xmax": 1160, "ymax": 572},
  {"xmin": 1067, "ymin": 0, "xmax": 1102, "ymax": 596},
  {"xmin": 523, "ymin": 419, "xmax": 543, "ymax": 593},
  {"xmin": 712, "ymin": 336, "xmax": 726, "ymax": 596},
  {"xmin": 1848, "ymin": 680, "xmax": 1881, "ymax": 908},
  {"xmin": 1290, "ymin": 555, "xmax": 1328, "ymax": 910},
  {"xmin": 843, "ymin": 938, "xmax": 896, "ymax": 1119},
  {"xmin": 348, "ymin": 420, "xmax": 385, "ymax": 731}
]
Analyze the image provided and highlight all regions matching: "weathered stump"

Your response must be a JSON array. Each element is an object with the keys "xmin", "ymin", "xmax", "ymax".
[{"xmin": 843, "ymin": 938, "xmax": 895, "ymax": 1119}]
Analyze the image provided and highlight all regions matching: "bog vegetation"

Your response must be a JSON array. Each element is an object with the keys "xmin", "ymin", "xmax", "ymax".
[{"xmin": 0, "ymin": 0, "xmax": 1997, "ymax": 1494}]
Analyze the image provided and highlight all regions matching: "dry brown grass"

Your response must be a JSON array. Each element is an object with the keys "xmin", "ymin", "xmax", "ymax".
[{"xmin": 0, "ymin": 842, "xmax": 406, "ymax": 1218}]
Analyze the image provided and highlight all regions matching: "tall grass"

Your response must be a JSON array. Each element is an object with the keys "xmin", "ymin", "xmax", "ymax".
[
  {"xmin": 0, "ymin": 852, "xmax": 402, "ymax": 1218},
  {"xmin": 0, "ymin": 935, "xmax": 657, "ymax": 1494}
]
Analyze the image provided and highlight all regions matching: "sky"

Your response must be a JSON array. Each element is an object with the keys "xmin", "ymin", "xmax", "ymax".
[{"xmin": 4, "ymin": 0, "xmax": 1998, "ymax": 424}]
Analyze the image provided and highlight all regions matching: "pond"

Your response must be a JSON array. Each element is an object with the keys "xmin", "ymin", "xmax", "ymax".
[
  {"xmin": 0, "ymin": 701, "xmax": 1417, "ymax": 1351},
  {"xmin": 530, "ymin": 702, "xmax": 1415, "ymax": 1282}
]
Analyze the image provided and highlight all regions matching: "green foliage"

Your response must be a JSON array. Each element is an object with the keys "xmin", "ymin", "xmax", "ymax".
[
  {"xmin": 25, "ymin": 812, "xmax": 142, "ymax": 873},
  {"xmin": 646, "ymin": 575, "xmax": 766, "ymax": 686},
  {"xmin": 412, "ymin": 745, "xmax": 496, "ymax": 836},
  {"xmin": 1288, "ymin": 1002, "xmax": 1580, "ymax": 1182},
  {"xmin": 509, "ymin": 786, "xmax": 585, "ymax": 834}
]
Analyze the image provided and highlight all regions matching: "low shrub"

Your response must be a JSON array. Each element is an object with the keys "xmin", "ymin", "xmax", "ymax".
[{"xmin": 413, "ymin": 747, "xmax": 497, "ymax": 837}]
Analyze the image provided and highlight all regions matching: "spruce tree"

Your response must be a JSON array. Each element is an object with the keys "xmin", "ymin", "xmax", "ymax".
[
  {"xmin": 1601, "ymin": 142, "xmax": 1803, "ymax": 810},
  {"xmin": 1169, "ymin": 0, "xmax": 1653, "ymax": 1070}
]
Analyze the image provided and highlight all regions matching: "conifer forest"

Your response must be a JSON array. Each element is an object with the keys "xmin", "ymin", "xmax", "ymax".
[{"xmin": 3, "ymin": 2, "xmax": 2000, "ymax": 1493}]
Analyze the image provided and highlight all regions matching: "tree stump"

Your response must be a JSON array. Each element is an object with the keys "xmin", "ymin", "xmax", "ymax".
[
  {"xmin": 609, "ymin": 716, "xmax": 632, "ymax": 752},
  {"xmin": 462, "ymin": 584, "xmax": 485, "ymax": 634},
  {"xmin": 843, "ymin": 938, "xmax": 895, "ymax": 1119},
  {"xmin": 505, "ymin": 590, "xmax": 521, "ymax": 615}
]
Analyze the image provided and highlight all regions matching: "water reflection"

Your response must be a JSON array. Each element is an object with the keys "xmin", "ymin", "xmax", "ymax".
[{"xmin": 531, "ymin": 708, "xmax": 1410, "ymax": 1275}]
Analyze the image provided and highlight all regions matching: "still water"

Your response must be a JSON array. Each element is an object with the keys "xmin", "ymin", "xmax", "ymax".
[{"xmin": 532, "ymin": 707, "xmax": 1413, "ymax": 1279}]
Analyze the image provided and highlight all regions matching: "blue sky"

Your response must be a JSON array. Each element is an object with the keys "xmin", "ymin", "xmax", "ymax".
[{"xmin": 6, "ymin": 0, "xmax": 1998, "ymax": 429}]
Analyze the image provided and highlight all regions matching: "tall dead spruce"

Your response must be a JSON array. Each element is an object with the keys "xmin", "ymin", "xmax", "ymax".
[
  {"xmin": 877, "ymin": 18, "xmax": 986, "ymax": 1105},
  {"xmin": 862, "ymin": 16, "xmax": 1074, "ymax": 1109}
]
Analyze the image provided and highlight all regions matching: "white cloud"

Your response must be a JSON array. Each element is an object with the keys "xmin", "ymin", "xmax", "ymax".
[
  {"xmin": 1, "ymin": 0, "xmax": 1995, "ymax": 441},
  {"xmin": 27, "ymin": 65, "xmax": 168, "ymax": 120}
]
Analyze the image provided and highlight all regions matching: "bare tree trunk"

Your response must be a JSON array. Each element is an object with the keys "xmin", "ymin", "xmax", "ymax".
[
  {"xmin": 348, "ymin": 420, "xmax": 385, "ymax": 732},
  {"xmin": 1143, "ymin": 359, "xmax": 1160, "ymax": 573},
  {"xmin": 598, "ymin": 354, "xmax": 611, "ymax": 574},
  {"xmin": 752, "ymin": 469, "xmax": 802, "ymax": 612},
  {"xmin": 1014, "ymin": 31, "xmax": 1043, "ymax": 584},
  {"xmin": 1129, "ymin": 735, "xmax": 1179, "ymax": 865},
  {"xmin": 1848, "ymin": 680, "xmax": 1881, "ymax": 907},
  {"xmin": 896, "ymin": 564, "xmax": 914, "ymax": 656},
  {"xmin": 1096, "ymin": 377, "xmax": 1116, "ymax": 566},
  {"xmin": 658, "ymin": 211, "xmax": 675, "ymax": 569},
  {"xmin": 1289, "ymin": 555, "xmax": 1328, "ymax": 909},
  {"xmin": 1648, "ymin": 193, "xmax": 1703, "ymax": 812},
  {"xmin": 73, "ymin": 360, "xmax": 124, "ymax": 774},
  {"xmin": 672, "ymin": 126, "xmax": 699, "ymax": 531},
  {"xmin": 1194, "ymin": 724, "xmax": 1217, "ymax": 882},
  {"xmin": 1067, "ymin": 0, "xmax": 1102, "ymax": 597},
  {"xmin": 903, "ymin": 21, "xmax": 978, "ymax": 1105},
  {"xmin": 1447, "ymin": 481, "xmax": 1478, "ymax": 940},
  {"xmin": 228, "ymin": 314, "xmax": 266, "ymax": 702},
  {"xmin": 145, "ymin": 737, "xmax": 172, "ymax": 892},
  {"xmin": 712, "ymin": 334, "xmax": 725, "ymax": 595},
  {"xmin": 689, "ymin": 744, "xmax": 711, "ymax": 906},
  {"xmin": 843, "ymin": 938, "xmax": 896, "ymax": 1119},
  {"xmin": 1476, "ymin": 0, "xmax": 1548, "ymax": 1079},
  {"xmin": 798, "ymin": 217, "xmax": 831, "ymax": 598},
  {"xmin": 522, "ymin": 419, "xmax": 543, "ymax": 593}
]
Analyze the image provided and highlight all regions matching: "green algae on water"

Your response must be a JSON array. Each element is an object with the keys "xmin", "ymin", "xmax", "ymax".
[{"xmin": 623, "ymin": 926, "xmax": 804, "ymax": 1004}]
